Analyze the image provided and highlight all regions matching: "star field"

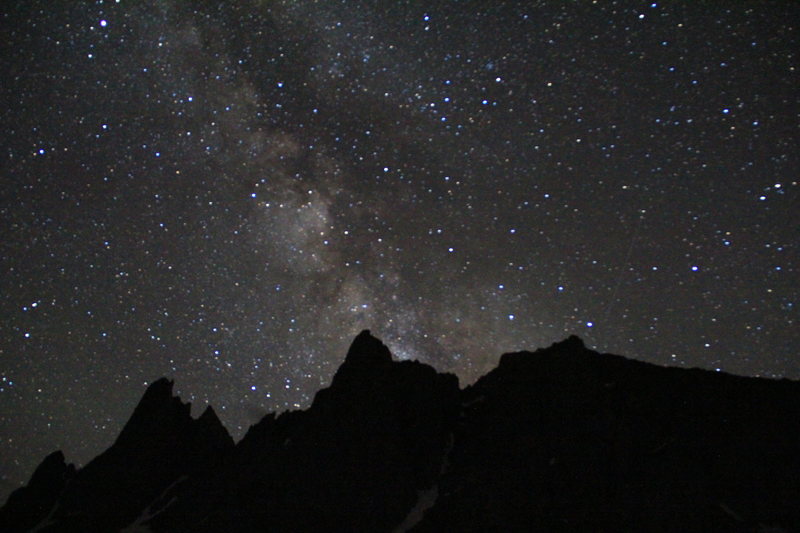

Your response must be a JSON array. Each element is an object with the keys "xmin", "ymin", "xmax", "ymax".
[{"xmin": 1, "ymin": 1, "xmax": 797, "ymax": 499}]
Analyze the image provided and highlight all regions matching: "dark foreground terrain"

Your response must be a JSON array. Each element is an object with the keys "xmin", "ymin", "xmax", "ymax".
[{"xmin": 2, "ymin": 331, "xmax": 799, "ymax": 532}]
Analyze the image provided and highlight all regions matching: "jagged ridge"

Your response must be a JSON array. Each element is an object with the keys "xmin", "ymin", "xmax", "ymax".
[{"xmin": 2, "ymin": 331, "xmax": 799, "ymax": 532}]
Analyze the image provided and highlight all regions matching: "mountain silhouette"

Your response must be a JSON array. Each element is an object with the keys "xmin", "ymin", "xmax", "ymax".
[{"xmin": 2, "ymin": 331, "xmax": 798, "ymax": 532}]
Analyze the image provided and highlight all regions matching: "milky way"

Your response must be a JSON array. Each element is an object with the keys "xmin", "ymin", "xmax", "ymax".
[{"xmin": 1, "ymin": 1, "xmax": 797, "ymax": 499}]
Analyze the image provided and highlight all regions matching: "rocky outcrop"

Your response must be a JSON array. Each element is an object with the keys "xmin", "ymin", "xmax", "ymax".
[
  {"xmin": 10, "ymin": 378, "xmax": 235, "ymax": 533},
  {"xmin": 150, "ymin": 330, "xmax": 461, "ymax": 532},
  {"xmin": 0, "ymin": 451, "xmax": 75, "ymax": 532}
]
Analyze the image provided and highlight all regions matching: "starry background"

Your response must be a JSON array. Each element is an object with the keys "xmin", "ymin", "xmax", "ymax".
[{"xmin": 1, "ymin": 0, "xmax": 798, "ymax": 500}]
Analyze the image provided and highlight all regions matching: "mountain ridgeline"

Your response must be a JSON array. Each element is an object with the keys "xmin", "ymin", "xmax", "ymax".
[{"xmin": 2, "ymin": 331, "xmax": 799, "ymax": 532}]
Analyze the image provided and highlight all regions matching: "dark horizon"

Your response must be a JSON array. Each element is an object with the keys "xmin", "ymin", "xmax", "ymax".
[{"xmin": 4, "ymin": 331, "xmax": 799, "ymax": 532}]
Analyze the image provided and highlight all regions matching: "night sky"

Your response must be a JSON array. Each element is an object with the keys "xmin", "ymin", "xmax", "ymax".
[{"xmin": 1, "ymin": 0, "xmax": 798, "ymax": 499}]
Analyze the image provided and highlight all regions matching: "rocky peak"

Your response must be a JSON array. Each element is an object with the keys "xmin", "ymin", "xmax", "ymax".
[
  {"xmin": 197, "ymin": 404, "xmax": 221, "ymax": 427},
  {"xmin": 556, "ymin": 334, "xmax": 586, "ymax": 351},
  {"xmin": 27, "ymin": 451, "xmax": 73, "ymax": 487},
  {"xmin": 326, "ymin": 330, "xmax": 394, "ymax": 391},
  {"xmin": 0, "ymin": 451, "xmax": 75, "ymax": 532},
  {"xmin": 195, "ymin": 405, "xmax": 234, "ymax": 449},
  {"xmin": 114, "ymin": 377, "xmax": 191, "ymax": 447},
  {"xmin": 344, "ymin": 329, "xmax": 393, "ymax": 363}
]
